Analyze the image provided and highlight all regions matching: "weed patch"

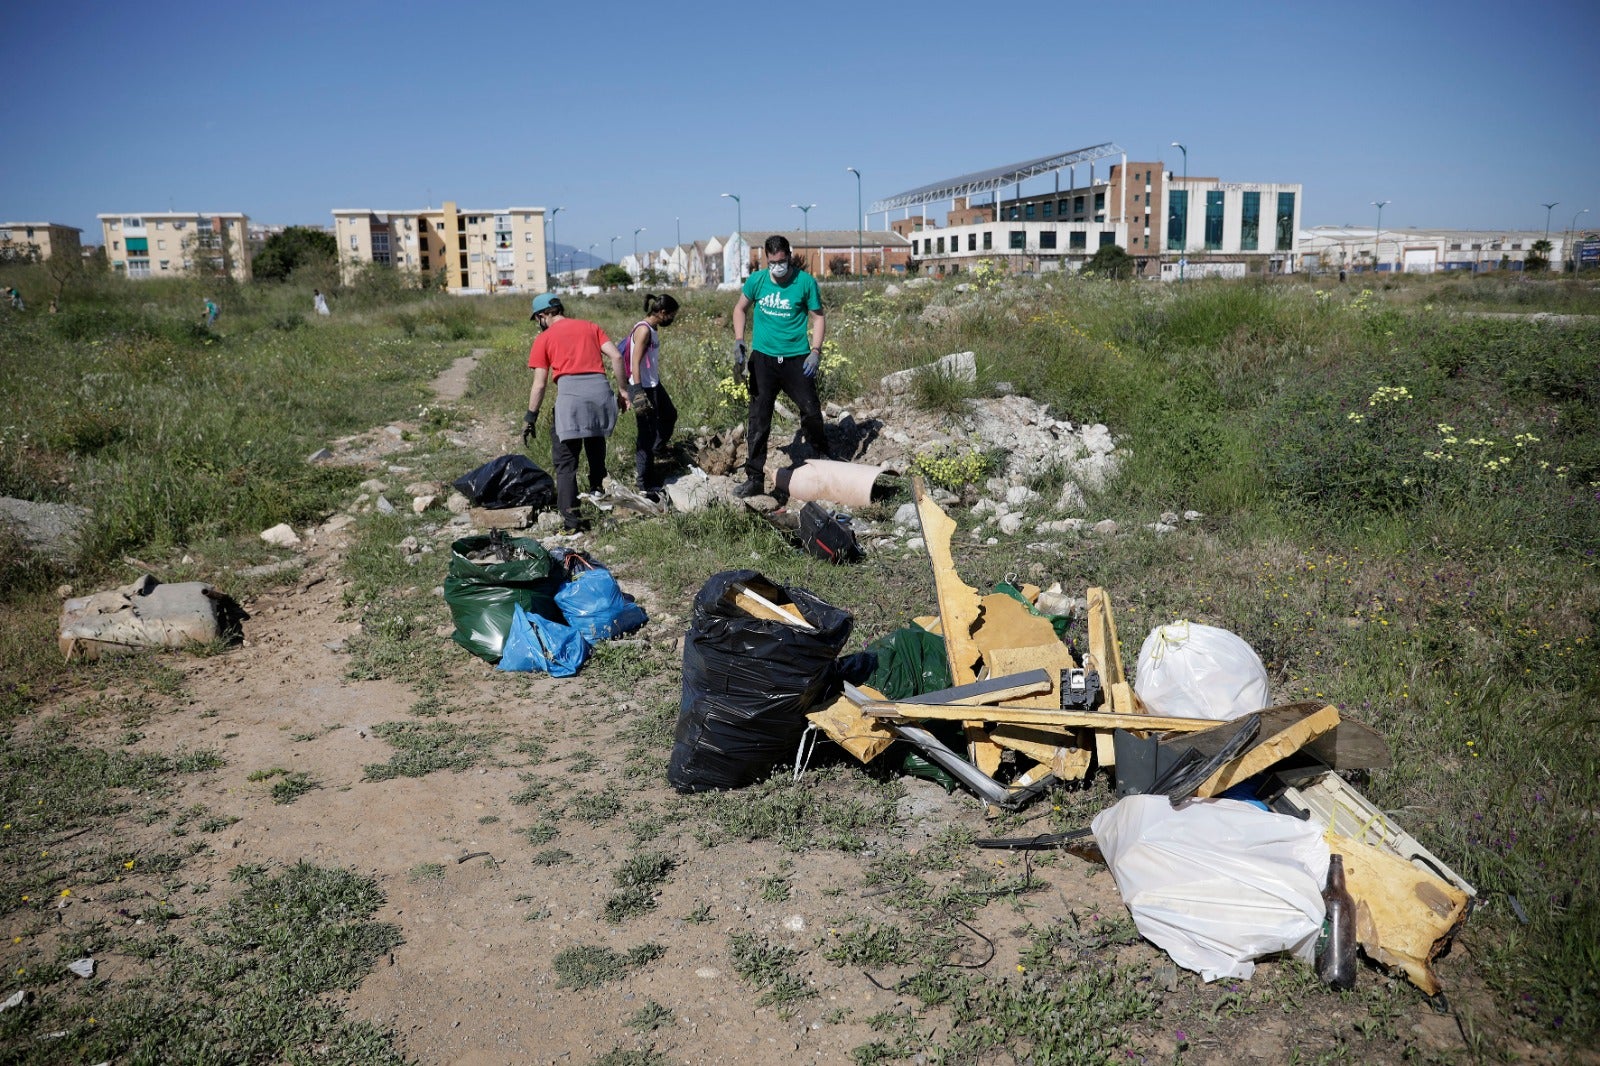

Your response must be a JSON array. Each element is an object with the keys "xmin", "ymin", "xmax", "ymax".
[{"xmin": 363, "ymin": 720, "xmax": 499, "ymax": 780}]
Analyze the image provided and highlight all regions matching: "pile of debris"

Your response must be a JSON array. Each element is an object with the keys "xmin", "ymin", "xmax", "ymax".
[{"xmin": 668, "ymin": 476, "xmax": 1475, "ymax": 1002}]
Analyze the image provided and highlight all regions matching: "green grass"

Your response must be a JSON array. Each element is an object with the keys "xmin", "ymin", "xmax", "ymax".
[
  {"xmin": 728, "ymin": 931, "xmax": 816, "ymax": 1007},
  {"xmin": 604, "ymin": 851, "xmax": 675, "ymax": 923},
  {"xmin": 362, "ymin": 720, "xmax": 500, "ymax": 780},
  {"xmin": 553, "ymin": 942, "xmax": 665, "ymax": 990}
]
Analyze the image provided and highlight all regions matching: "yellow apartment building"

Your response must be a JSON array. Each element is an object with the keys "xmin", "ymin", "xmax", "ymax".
[
  {"xmin": 0, "ymin": 222, "xmax": 84, "ymax": 263},
  {"xmin": 332, "ymin": 202, "xmax": 547, "ymax": 293},
  {"xmin": 97, "ymin": 213, "xmax": 252, "ymax": 282}
]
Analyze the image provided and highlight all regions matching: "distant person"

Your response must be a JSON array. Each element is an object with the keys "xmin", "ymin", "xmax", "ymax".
[
  {"xmin": 48, "ymin": 297, "xmax": 58, "ymax": 314},
  {"xmin": 1338, "ymin": 267, "xmax": 1347, "ymax": 283},
  {"xmin": 313, "ymin": 289, "xmax": 330, "ymax": 316},
  {"xmin": 619, "ymin": 293, "xmax": 680, "ymax": 497},
  {"xmin": 730, "ymin": 234, "xmax": 830, "ymax": 498},
  {"xmin": 522, "ymin": 293, "xmax": 635, "ymax": 533},
  {"xmin": 7, "ymin": 287, "xmax": 23, "ymax": 311},
  {"xmin": 203, "ymin": 297, "xmax": 218, "ymax": 326}
]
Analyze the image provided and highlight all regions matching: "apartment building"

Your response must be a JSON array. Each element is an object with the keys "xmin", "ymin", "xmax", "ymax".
[
  {"xmin": 97, "ymin": 213, "xmax": 252, "ymax": 282},
  {"xmin": 0, "ymin": 222, "xmax": 83, "ymax": 263},
  {"xmin": 878, "ymin": 145, "xmax": 1302, "ymax": 278},
  {"xmin": 332, "ymin": 202, "xmax": 547, "ymax": 293}
]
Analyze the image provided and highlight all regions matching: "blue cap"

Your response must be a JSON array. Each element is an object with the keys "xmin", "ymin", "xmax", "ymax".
[{"xmin": 530, "ymin": 293, "xmax": 560, "ymax": 318}]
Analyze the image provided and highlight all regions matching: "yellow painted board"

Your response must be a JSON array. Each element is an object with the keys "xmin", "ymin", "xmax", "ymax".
[
  {"xmin": 1195, "ymin": 705, "xmax": 1343, "ymax": 798},
  {"xmin": 973, "ymin": 593, "xmax": 1060, "ymax": 665},
  {"xmin": 807, "ymin": 685, "xmax": 896, "ymax": 764},
  {"xmin": 863, "ymin": 702, "xmax": 1225, "ymax": 731},
  {"xmin": 1327, "ymin": 834, "xmax": 1470, "ymax": 996},
  {"xmin": 1085, "ymin": 587, "xmax": 1126, "ymax": 686},
  {"xmin": 988, "ymin": 645, "xmax": 1074, "ymax": 710}
]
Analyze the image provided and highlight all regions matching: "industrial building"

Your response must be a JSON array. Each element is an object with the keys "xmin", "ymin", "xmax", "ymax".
[
  {"xmin": 872, "ymin": 144, "xmax": 1302, "ymax": 279},
  {"xmin": 332, "ymin": 202, "xmax": 547, "ymax": 293},
  {"xmin": 1298, "ymin": 226, "xmax": 1585, "ymax": 273},
  {"xmin": 96, "ymin": 212, "xmax": 252, "ymax": 282}
]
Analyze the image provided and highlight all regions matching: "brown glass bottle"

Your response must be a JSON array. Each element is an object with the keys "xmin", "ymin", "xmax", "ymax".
[{"xmin": 1316, "ymin": 853, "xmax": 1357, "ymax": 990}]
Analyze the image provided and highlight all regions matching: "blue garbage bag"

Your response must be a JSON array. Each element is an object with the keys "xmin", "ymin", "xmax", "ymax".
[
  {"xmin": 497, "ymin": 603, "xmax": 589, "ymax": 677},
  {"xmin": 555, "ymin": 562, "xmax": 648, "ymax": 643}
]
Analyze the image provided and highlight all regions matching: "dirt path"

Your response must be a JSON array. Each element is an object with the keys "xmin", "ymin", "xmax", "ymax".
[{"xmin": 57, "ymin": 355, "xmax": 1483, "ymax": 1065}]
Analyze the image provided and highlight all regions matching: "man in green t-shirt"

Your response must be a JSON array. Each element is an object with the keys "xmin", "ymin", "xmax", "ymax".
[{"xmin": 730, "ymin": 235, "xmax": 831, "ymax": 497}]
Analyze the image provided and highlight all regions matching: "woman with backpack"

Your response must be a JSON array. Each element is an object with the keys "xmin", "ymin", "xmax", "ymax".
[{"xmin": 619, "ymin": 293, "xmax": 680, "ymax": 496}]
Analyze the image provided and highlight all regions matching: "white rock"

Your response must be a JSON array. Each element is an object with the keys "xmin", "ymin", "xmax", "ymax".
[
  {"xmin": 1039, "ymin": 519, "xmax": 1084, "ymax": 534},
  {"xmin": 985, "ymin": 536, "xmax": 999, "ymax": 545},
  {"xmin": 884, "ymin": 283, "xmax": 902, "ymax": 296},
  {"xmin": 322, "ymin": 513, "xmax": 354, "ymax": 533},
  {"xmin": 446, "ymin": 492, "xmax": 470, "ymax": 514},
  {"xmin": 783, "ymin": 915, "xmax": 806, "ymax": 932},
  {"xmin": 984, "ymin": 477, "xmax": 1009, "ymax": 495},
  {"xmin": 1160, "ymin": 511, "xmax": 1180, "ymax": 525},
  {"xmin": 68, "ymin": 958, "xmax": 95, "ymax": 979},
  {"xmin": 412, "ymin": 495, "xmax": 438, "ymax": 514},
  {"xmin": 399, "ymin": 536, "xmax": 420, "ymax": 554},
  {"xmin": 971, "ymin": 498, "xmax": 996, "ymax": 516},
  {"xmin": 997, "ymin": 514, "xmax": 1025, "ymax": 536},
  {"xmin": 260, "ymin": 523, "xmax": 301, "ymax": 547},
  {"xmin": 375, "ymin": 495, "xmax": 397, "ymax": 516},
  {"xmin": 1147, "ymin": 522, "xmax": 1178, "ymax": 535},
  {"xmin": 1057, "ymin": 482, "xmax": 1087, "ymax": 511},
  {"xmin": 893, "ymin": 502, "xmax": 920, "ymax": 529},
  {"xmin": 1091, "ymin": 519, "xmax": 1119, "ymax": 535},
  {"xmin": 1005, "ymin": 485, "xmax": 1040, "ymax": 507},
  {"xmin": 1184, "ymin": 510, "xmax": 1204, "ymax": 521},
  {"xmin": 906, "ymin": 537, "xmax": 925, "ymax": 551},
  {"xmin": 359, "ymin": 479, "xmax": 388, "ymax": 494}
]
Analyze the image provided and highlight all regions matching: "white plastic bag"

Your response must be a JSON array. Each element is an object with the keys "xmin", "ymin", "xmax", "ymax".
[
  {"xmin": 1134, "ymin": 620, "xmax": 1270, "ymax": 721},
  {"xmin": 1091, "ymin": 795, "xmax": 1329, "ymax": 981}
]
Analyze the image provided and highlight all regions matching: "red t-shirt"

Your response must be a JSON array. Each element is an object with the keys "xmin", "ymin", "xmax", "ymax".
[{"xmin": 528, "ymin": 318, "xmax": 610, "ymax": 378}]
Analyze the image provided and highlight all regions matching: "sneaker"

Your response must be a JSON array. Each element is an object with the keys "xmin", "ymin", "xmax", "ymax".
[{"xmin": 733, "ymin": 476, "xmax": 764, "ymax": 498}]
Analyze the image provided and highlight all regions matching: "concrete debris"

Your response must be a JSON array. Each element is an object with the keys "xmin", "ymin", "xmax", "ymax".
[
  {"xmin": 0, "ymin": 495, "xmax": 91, "ymax": 565},
  {"xmin": 306, "ymin": 447, "xmax": 334, "ymax": 463},
  {"xmin": 59, "ymin": 575, "xmax": 240, "ymax": 661},
  {"xmin": 663, "ymin": 468, "xmax": 740, "ymax": 514},
  {"xmin": 446, "ymin": 492, "xmax": 471, "ymax": 515},
  {"xmin": 470, "ymin": 505, "xmax": 532, "ymax": 530},
  {"xmin": 260, "ymin": 523, "xmax": 301, "ymax": 547},
  {"xmin": 880, "ymin": 350, "xmax": 977, "ymax": 395}
]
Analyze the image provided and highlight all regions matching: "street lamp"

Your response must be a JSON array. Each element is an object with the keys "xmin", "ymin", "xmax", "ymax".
[
  {"xmin": 720, "ymin": 193, "xmax": 742, "ymax": 277},
  {"xmin": 1169, "ymin": 142, "xmax": 1187, "ymax": 281},
  {"xmin": 610, "ymin": 235, "xmax": 621, "ymax": 263},
  {"xmin": 587, "ymin": 243, "xmax": 597, "ymax": 279},
  {"xmin": 632, "ymin": 227, "xmax": 646, "ymax": 279},
  {"xmin": 1567, "ymin": 208, "xmax": 1589, "ymax": 272},
  {"xmin": 547, "ymin": 206, "xmax": 564, "ymax": 288},
  {"xmin": 846, "ymin": 167, "xmax": 862, "ymax": 276},
  {"xmin": 790, "ymin": 203, "xmax": 815, "ymax": 254},
  {"xmin": 1370, "ymin": 200, "xmax": 1390, "ymax": 274}
]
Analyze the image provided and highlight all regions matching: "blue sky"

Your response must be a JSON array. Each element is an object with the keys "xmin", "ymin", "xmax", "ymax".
[{"xmin": 5, "ymin": 0, "xmax": 1597, "ymax": 259}]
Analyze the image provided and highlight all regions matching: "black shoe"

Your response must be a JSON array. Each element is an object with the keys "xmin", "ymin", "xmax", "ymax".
[{"xmin": 733, "ymin": 476, "xmax": 764, "ymax": 498}]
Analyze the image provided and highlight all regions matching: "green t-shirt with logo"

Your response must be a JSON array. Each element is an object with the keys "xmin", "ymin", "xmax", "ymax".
[{"xmin": 742, "ymin": 268, "xmax": 822, "ymax": 357}]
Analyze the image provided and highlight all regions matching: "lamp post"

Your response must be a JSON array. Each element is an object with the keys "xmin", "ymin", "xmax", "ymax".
[
  {"xmin": 720, "ymin": 193, "xmax": 742, "ymax": 277},
  {"xmin": 610, "ymin": 235, "xmax": 621, "ymax": 263},
  {"xmin": 1567, "ymin": 208, "xmax": 1589, "ymax": 272},
  {"xmin": 547, "ymin": 206, "xmax": 563, "ymax": 289},
  {"xmin": 790, "ymin": 203, "xmax": 815, "ymax": 255},
  {"xmin": 1169, "ymin": 142, "xmax": 1187, "ymax": 281},
  {"xmin": 846, "ymin": 167, "xmax": 862, "ymax": 276},
  {"xmin": 632, "ymin": 227, "xmax": 646, "ymax": 279},
  {"xmin": 1370, "ymin": 200, "xmax": 1390, "ymax": 274},
  {"xmin": 587, "ymin": 243, "xmax": 597, "ymax": 281}
]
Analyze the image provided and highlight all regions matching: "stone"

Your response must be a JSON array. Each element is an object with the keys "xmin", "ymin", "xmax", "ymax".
[
  {"xmin": 404, "ymin": 481, "xmax": 439, "ymax": 497},
  {"xmin": 1147, "ymin": 522, "xmax": 1178, "ymax": 535},
  {"xmin": 306, "ymin": 447, "xmax": 333, "ymax": 463},
  {"xmin": 1160, "ymin": 511, "xmax": 1180, "ymax": 525},
  {"xmin": 399, "ymin": 536, "xmax": 420, "ymax": 555},
  {"xmin": 321, "ymin": 513, "xmax": 354, "ymax": 534},
  {"xmin": 1092, "ymin": 519, "xmax": 1119, "ymax": 535},
  {"xmin": 1057, "ymin": 481, "xmax": 1087, "ymax": 511},
  {"xmin": 741, "ymin": 494, "xmax": 779, "ymax": 513},
  {"xmin": 237, "ymin": 559, "xmax": 302, "ymax": 579},
  {"xmin": 470, "ymin": 505, "xmax": 533, "ymax": 529},
  {"xmin": 375, "ymin": 495, "xmax": 397, "ymax": 516},
  {"xmin": 1184, "ymin": 510, "xmax": 1204, "ymax": 521},
  {"xmin": 906, "ymin": 537, "xmax": 925, "ymax": 552},
  {"xmin": 883, "ymin": 283, "xmax": 902, "ymax": 296},
  {"xmin": 68, "ymin": 958, "xmax": 95, "ymax": 979},
  {"xmin": 260, "ymin": 523, "xmax": 301, "ymax": 547},
  {"xmin": 534, "ymin": 510, "xmax": 566, "ymax": 534},
  {"xmin": 904, "ymin": 276, "xmax": 936, "ymax": 288},
  {"xmin": 446, "ymin": 492, "xmax": 471, "ymax": 514},
  {"xmin": 359, "ymin": 479, "xmax": 388, "ymax": 494},
  {"xmin": 993, "ymin": 381, "xmax": 1015, "ymax": 395},
  {"xmin": 997, "ymin": 514, "xmax": 1025, "ymax": 536},
  {"xmin": 1039, "ymin": 518, "xmax": 1084, "ymax": 534},
  {"xmin": 0, "ymin": 496, "xmax": 92, "ymax": 565},
  {"xmin": 880, "ymin": 350, "xmax": 977, "ymax": 395},
  {"xmin": 783, "ymin": 915, "xmax": 806, "ymax": 932},
  {"xmin": 892, "ymin": 502, "xmax": 919, "ymax": 529},
  {"xmin": 1005, "ymin": 485, "xmax": 1040, "ymax": 507},
  {"xmin": 412, "ymin": 495, "xmax": 438, "ymax": 514}
]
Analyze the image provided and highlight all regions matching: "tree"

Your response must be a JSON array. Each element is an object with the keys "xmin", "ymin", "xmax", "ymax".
[
  {"xmin": 45, "ymin": 248, "xmax": 84, "ymax": 304},
  {"xmin": 587, "ymin": 264, "xmax": 632, "ymax": 290},
  {"xmin": 253, "ymin": 226, "xmax": 338, "ymax": 282},
  {"xmin": 828, "ymin": 254, "xmax": 851, "ymax": 276},
  {"xmin": 1085, "ymin": 243, "xmax": 1135, "ymax": 279},
  {"xmin": 1526, "ymin": 239, "xmax": 1552, "ymax": 272}
]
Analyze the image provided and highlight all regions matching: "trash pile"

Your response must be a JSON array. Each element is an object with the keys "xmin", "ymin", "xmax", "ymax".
[{"xmin": 666, "ymin": 477, "xmax": 1474, "ymax": 1001}]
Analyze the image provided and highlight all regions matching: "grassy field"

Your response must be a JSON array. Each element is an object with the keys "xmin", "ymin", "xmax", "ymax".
[{"xmin": 1, "ymin": 261, "xmax": 1597, "ymax": 1062}]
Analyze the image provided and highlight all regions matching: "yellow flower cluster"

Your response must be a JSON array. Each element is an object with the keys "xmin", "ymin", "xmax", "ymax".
[
  {"xmin": 911, "ymin": 445, "xmax": 990, "ymax": 490},
  {"xmin": 1367, "ymin": 385, "xmax": 1412, "ymax": 406}
]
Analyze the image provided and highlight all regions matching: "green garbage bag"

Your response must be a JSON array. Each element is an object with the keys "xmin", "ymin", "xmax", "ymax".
[
  {"xmin": 444, "ymin": 533, "xmax": 565, "ymax": 663},
  {"xmin": 866, "ymin": 626, "xmax": 952, "ymax": 700}
]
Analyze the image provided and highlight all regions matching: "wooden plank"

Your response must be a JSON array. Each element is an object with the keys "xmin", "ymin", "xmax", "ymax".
[
  {"xmin": 731, "ymin": 583, "xmax": 813, "ymax": 628},
  {"xmin": 988, "ymin": 645, "xmax": 1074, "ymax": 710},
  {"xmin": 913, "ymin": 476, "xmax": 998, "ymax": 772},
  {"xmin": 807, "ymin": 684, "xmax": 896, "ymax": 764},
  {"xmin": 863, "ymin": 702, "xmax": 1225, "ymax": 731},
  {"xmin": 1084, "ymin": 587, "xmax": 1126, "ymax": 685},
  {"xmin": 1194, "ymin": 704, "xmax": 1343, "ymax": 797}
]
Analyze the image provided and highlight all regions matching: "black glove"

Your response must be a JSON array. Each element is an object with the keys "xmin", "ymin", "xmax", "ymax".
[
  {"xmin": 732, "ymin": 340, "xmax": 747, "ymax": 385},
  {"xmin": 627, "ymin": 383, "xmax": 651, "ymax": 413},
  {"xmin": 521, "ymin": 409, "xmax": 538, "ymax": 445}
]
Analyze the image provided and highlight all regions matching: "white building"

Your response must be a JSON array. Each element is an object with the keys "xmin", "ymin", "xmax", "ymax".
[{"xmin": 1299, "ymin": 227, "xmax": 1572, "ymax": 274}]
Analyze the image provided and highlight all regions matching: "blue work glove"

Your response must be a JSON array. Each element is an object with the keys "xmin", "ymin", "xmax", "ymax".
[
  {"xmin": 802, "ymin": 348, "xmax": 821, "ymax": 378},
  {"xmin": 732, "ymin": 341, "xmax": 747, "ymax": 385}
]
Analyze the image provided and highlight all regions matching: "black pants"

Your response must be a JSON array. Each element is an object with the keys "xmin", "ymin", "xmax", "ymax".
[
  {"xmin": 744, "ymin": 351, "xmax": 829, "ymax": 478},
  {"xmin": 633, "ymin": 383, "xmax": 678, "ymax": 488},
  {"xmin": 551, "ymin": 425, "xmax": 607, "ymax": 529}
]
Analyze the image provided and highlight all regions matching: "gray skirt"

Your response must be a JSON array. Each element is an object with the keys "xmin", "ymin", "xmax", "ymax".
[{"xmin": 553, "ymin": 373, "xmax": 617, "ymax": 441}]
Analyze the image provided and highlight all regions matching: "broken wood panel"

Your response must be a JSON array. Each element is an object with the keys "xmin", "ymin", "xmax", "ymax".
[
  {"xmin": 1194, "ymin": 704, "xmax": 1343, "ymax": 798},
  {"xmin": 807, "ymin": 685, "xmax": 897, "ymax": 763},
  {"xmin": 972, "ymin": 593, "xmax": 1059, "ymax": 663},
  {"xmin": 1326, "ymin": 834, "xmax": 1470, "ymax": 996},
  {"xmin": 986, "ymin": 645, "xmax": 1074, "ymax": 710},
  {"xmin": 1084, "ymin": 587, "xmax": 1126, "ymax": 686},
  {"xmin": 863, "ymin": 702, "xmax": 1225, "ymax": 731},
  {"xmin": 990, "ymin": 724, "xmax": 1092, "ymax": 780}
]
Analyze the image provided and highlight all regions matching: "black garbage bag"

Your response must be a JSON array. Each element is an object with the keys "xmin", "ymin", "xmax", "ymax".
[
  {"xmin": 668, "ymin": 570, "xmax": 853, "ymax": 793},
  {"xmin": 452, "ymin": 454, "xmax": 556, "ymax": 510},
  {"xmin": 443, "ymin": 533, "xmax": 565, "ymax": 663}
]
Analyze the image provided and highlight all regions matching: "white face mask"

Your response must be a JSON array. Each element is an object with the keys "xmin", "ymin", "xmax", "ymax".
[{"xmin": 769, "ymin": 260, "xmax": 790, "ymax": 280}]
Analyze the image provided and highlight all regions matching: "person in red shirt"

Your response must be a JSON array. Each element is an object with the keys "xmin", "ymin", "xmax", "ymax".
[{"xmin": 522, "ymin": 293, "xmax": 639, "ymax": 532}]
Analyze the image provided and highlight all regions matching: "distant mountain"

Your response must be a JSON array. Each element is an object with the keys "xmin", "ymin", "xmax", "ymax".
[{"xmin": 549, "ymin": 242, "xmax": 604, "ymax": 275}]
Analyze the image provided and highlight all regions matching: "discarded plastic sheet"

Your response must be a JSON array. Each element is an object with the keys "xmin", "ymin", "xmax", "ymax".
[
  {"xmin": 1135, "ymin": 620, "xmax": 1271, "ymax": 722},
  {"xmin": 59, "ymin": 576, "xmax": 244, "ymax": 661},
  {"xmin": 1092, "ymin": 795, "xmax": 1329, "ymax": 982},
  {"xmin": 1325, "ymin": 833, "xmax": 1470, "ymax": 996},
  {"xmin": 776, "ymin": 459, "xmax": 892, "ymax": 508}
]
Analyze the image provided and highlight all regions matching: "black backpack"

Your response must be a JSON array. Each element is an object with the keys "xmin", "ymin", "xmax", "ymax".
[{"xmin": 797, "ymin": 502, "xmax": 862, "ymax": 564}]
